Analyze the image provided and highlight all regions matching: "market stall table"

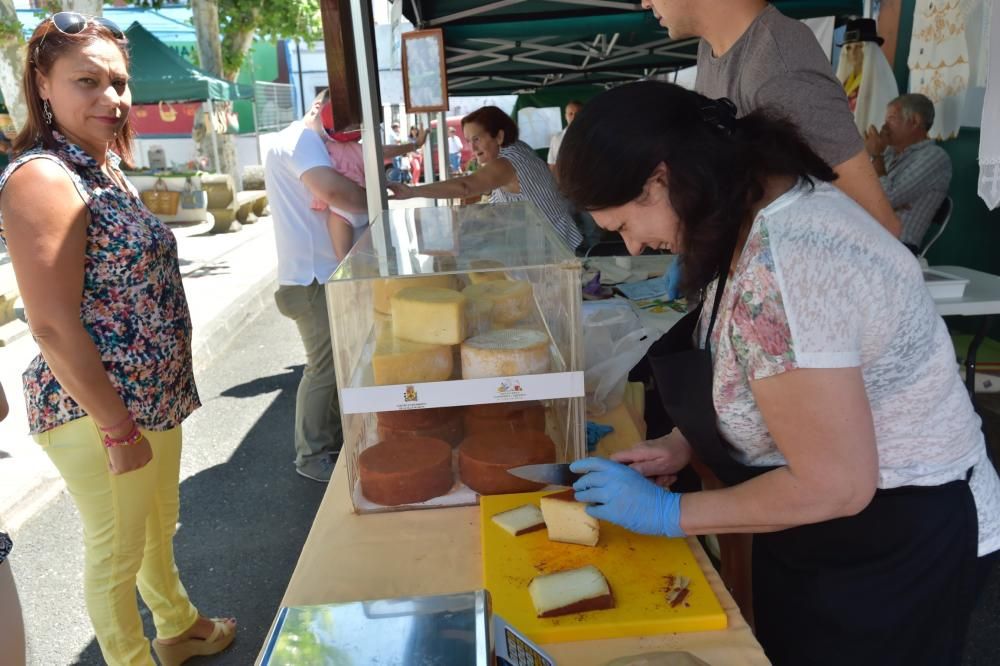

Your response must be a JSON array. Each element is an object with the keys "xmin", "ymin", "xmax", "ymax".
[
  {"xmin": 259, "ymin": 456, "xmax": 770, "ymax": 665},
  {"xmin": 930, "ymin": 266, "xmax": 1000, "ymax": 397}
]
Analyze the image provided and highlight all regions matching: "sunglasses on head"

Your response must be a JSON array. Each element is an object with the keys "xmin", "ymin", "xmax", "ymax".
[{"xmin": 48, "ymin": 12, "xmax": 124, "ymax": 39}]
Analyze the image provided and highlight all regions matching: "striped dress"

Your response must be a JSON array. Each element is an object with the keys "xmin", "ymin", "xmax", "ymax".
[{"xmin": 489, "ymin": 141, "xmax": 584, "ymax": 251}]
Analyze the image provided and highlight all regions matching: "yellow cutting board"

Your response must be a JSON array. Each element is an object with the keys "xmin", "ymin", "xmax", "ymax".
[{"xmin": 481, "ymin": 491, "xmax": 728, "ymax": 644}]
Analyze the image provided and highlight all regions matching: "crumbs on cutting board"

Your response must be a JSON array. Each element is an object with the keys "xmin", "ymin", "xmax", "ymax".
[{"xmin": 662, "ymin": 574, "xmax": 692, "ymax": 608}]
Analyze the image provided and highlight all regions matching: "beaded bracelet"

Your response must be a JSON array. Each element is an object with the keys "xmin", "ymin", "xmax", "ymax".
[
  {"xmin": 103, "ymin": 425, "xmax": 144, "ymax": 449},
  {"xmin": 99, "ymin": 413, "xmax": 134, "ymax": 433}
]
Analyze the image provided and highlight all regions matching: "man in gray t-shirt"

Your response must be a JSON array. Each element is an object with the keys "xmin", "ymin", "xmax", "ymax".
[{"xmin": 641, "ymin": 0, "xmax": 900, "ymax": 237}]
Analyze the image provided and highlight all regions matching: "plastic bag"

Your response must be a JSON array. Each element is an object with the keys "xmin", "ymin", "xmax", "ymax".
[{"xmin": 583, "ymin": 303, "xmax": 657, "ymax": 416}]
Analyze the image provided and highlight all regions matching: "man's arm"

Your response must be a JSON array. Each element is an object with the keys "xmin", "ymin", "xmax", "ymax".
[
  {"xmin": 301, "ymin": 166, "xmax": 367, "ymax": 214},
  {"xmin": 876, "ymin": 150, "xmax": 951, "ymax": 212},
  {"xmin": 832, "ymin": 151, "xmax": 902, "ymax": 237}
]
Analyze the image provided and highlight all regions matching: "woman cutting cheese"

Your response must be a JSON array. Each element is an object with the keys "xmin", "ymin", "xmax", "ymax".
[
  {"xmin": 558, "ymin": 81, "xmax": 1000, "ymax": 666},
  {"xmin": 387, "ymin": 106, "xmax": 584, "ymax": 252}
]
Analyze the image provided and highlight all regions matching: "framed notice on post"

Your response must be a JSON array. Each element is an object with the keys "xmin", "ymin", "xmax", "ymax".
[{"xmin": 401, "ymin": 28, "xmax": 448, "ymax": 113}]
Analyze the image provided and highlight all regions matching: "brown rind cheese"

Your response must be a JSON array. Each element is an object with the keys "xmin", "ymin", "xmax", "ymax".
[
  {"xmin": 458, "ymin": 430, "xmax": 556, "ymax": 495},
  {"xmin": 377, "ymin": 407, "xmax": 464, "ymax": 447},
  {"xmin": 463, "ymin": 401, "xmax": 546, "ymax": 435},
  {"xmin": 537, "ymin": 591, "xmax": 615, "ymax": 618},
  {"xmin": 359, "ymin": 437, "xmax": 453, "ymax": 506}
]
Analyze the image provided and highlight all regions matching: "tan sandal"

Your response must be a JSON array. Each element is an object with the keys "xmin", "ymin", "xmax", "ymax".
[{"xmin": 151, "ymin": 617, "xmax": 236, "ymax": 666}]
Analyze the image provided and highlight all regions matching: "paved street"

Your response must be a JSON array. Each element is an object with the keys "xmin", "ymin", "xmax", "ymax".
[{"xmin": 7, "ymin": 304, "xmax": 326, "ymax": 665}]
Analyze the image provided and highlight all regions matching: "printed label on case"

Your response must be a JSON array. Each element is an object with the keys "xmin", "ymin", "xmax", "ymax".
[{"xmin": 340, "ymin": 371, "xmax": 584, "ymax": 414}]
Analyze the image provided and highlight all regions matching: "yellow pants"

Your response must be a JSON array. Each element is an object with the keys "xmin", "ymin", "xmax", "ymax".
[{"xmin": 36, "ymin": 417, "xmax": 199, "ymax": 666}]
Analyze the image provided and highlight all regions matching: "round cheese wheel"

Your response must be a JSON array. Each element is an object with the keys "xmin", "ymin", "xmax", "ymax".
[
  {"xmin": 464, "ymin": 401, "xmax": 546, "ymax": 435},
  {"xmin": 461, "ymin": 280, "xmax": 533, "ymax": 324},
  {"xmin": 467, "ymin": 259, "xmax": 508, "ymax": 284},
  {"xmin": 372, "ymin": 275, "xmax": 457, "ymax": 314},
  {"xmin": 359, "ymin": 437, "xmax": 454, "ymax": 506},
  {"xmin": 461, "ymin": 329, "xmax": 550, "ymax": 379},
  {"xmin": 458, "ymin": 430, "xmax": 557, "ymax": 495},
  {"xmin": 377, "ymin": 407, "xmax": 465, "ymax": 447}
]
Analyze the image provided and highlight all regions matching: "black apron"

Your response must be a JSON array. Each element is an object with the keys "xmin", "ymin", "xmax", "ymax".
[{"xmin": 646, "ymin": 269, "xmax": 978, "ymax": 666}]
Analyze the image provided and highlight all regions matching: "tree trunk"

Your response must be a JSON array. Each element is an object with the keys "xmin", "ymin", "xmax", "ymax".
[
  {"xmin": 0, "ymin": 0, "xmax": 27, "ymax": 131},
  {"xmin": 191, "ymin": 0, "xmax": 241, "ymax": 191},
  {"xmin": 61, "ymin": 0, "xmax": 102, "ymax": 14},
  {"xmin": 224, "ymin": 26, "xmax": 256, "ymax": 81}
]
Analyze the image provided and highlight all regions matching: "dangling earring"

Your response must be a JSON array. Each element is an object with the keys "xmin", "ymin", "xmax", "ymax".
[{"xmin": 43, "ymin": 99, "xmax": 53, "ymax": 125}]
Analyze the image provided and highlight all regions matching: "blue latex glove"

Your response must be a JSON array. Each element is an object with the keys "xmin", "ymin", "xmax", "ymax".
[
  {"xmin": 664, "ymin": 255, "xmax": 683, "ymax": 301},
  {"xmin": 585, "ymin": 421, "xmax": 615, "ymax": 452},
  {"xmin": 570, "ymin": 457, "xmax": 685, "ymax": 537}
]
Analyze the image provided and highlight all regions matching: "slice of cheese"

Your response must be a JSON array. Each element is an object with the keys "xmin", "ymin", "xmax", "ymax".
[
  {"xmin": 461, "ymin": 329, "xmax": 550, "ymax": 379},
  {"xmin": 461, "ymin": 280, "xmax": 533, "ymax": 324},
  {"xmin": 540, "ymin": 489, "xmax": 600, "ymax": 547},
  {"xmin": 528, "ymin": 565, "xmax": 614, "ymax": 618},
  {"xmin": 373, "ymin": 275, "xmax": 456, "ymax": 314},
  {"xmin": 391, "ymin": 287, "xmax": 467, "ymax": 345},
  {"xmin": 491, "ymin": 504, "xmax": 546, "ymax": 536},
  {"xmin": 371, "ymin": 337, "xmax": 453, "ymax": 385}
]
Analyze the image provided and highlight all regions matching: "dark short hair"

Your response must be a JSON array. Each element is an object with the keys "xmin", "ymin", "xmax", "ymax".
[
  {"xmin": 462, "ymin": 106, "xmax": 518, "ymax": 146},
  {"xmin": 15, "ymin": 16, "xmax": 134, "ymax": 163},
  {"xmin": 558, "ymin": 81, "xmax": 836, "ymax": 296},
  {"xmin": 566, "ymin": 100, "xmax": 584, "ymax": 110}
]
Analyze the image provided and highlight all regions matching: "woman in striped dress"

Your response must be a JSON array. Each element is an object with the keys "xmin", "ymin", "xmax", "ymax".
[{"xmin": 388, "ymin": 106, "xmax": 584, "ymax": 252}]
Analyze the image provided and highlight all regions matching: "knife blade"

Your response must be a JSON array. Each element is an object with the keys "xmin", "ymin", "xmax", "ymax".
[{"xmin": 507, "ymin": 463, "xmax": 582, "ymax": 487}]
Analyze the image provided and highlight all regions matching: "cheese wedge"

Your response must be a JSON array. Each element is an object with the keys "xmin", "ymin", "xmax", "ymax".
[
  {"xmin": 391, "ymin": 287, "xmax": 467, "ymax": 345},
  {"xmin": 540, "ymin": 489, "xmax": 600, "ymax": 547},
  {"xmin": 462, "ymin": 280, "xmax": 533, "ymax": 324},
  {"xmin": 461, "ymin": 329, "xmax": 550, "ymax": 379},
  {"xmin": 491, "ymin": 504, "xmax": 546, "ymax": 536},
  {"xmin": 372, "ymin": 275, "xmax": 456, "ymax": 314},
  {"xmin": 529, "ymin": 565, "xmax": 614, "ymax": 618},
  {"xmin": 371, "ymin": 337, "xmax": 453, "ymax": 385}
]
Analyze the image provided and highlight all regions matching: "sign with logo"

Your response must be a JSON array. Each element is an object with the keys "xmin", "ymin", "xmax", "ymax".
[{"xmin": 340, "ymin": 371, "xmax": 584, "ymax": 414}]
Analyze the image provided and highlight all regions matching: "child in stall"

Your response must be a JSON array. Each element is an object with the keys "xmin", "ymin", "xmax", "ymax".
[{"xmin": 310, "ymin": 106, "xmax": 368, "ymax": 261}]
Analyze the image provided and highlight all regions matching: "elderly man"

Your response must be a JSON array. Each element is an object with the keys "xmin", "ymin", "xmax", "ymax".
[{"xmin": 865, "ymin": 94, "xmax": 952, "ymax": 253}]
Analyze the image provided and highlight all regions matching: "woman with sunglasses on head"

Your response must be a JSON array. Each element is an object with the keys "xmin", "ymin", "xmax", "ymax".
[
  {"xmin": 558, "ymin": 81, "xmax": 1000, "ymax": 666},
  {"xmin": 0, "ymin": 14, "xmax": 234, "ymax": 666}
]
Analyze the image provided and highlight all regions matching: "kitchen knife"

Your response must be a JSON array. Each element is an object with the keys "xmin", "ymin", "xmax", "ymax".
[{"xmin": 507, "ymin": 463, "xmax": 583, "ymax": 487}]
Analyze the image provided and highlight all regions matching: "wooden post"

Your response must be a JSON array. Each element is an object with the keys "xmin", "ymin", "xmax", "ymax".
[
  {"xmin": 878, "ymin": 0, "xmax": 903, "ymax": 68},
  {"xmin": 319, "ymin": 0, "xmax": 363, "ymax": 131}
]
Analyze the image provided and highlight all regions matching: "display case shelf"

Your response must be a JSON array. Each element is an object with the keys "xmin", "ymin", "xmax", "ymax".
[{"xmin": 326, "ymin": 201, "xmax": 585, "ymax": 514}]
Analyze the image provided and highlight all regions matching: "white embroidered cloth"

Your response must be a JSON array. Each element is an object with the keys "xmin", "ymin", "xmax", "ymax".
[
  {"xmin": 979, "ymin": 0, "xmax": 1000, "ymax": 209},
  {"xmin": 908, "ymin": 0, "xmax": 976, "ymax": 139}
]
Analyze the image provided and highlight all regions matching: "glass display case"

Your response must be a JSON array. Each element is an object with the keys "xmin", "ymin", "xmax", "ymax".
[{"xmin": 326, "ymin": 201, "xmax": 585, "ymax": 514}]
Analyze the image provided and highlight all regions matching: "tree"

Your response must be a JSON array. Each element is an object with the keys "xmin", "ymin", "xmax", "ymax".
[
  {"xmin": 216, "ymin": 0, "xmax": 322, "ymax": 81},
  {"xmin": 190, "ymin": 0, "xmax": 321, "ymax": 190}
]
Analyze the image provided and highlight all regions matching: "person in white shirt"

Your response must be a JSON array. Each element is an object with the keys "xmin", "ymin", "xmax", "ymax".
[
  {"xmin": 447, "ymin": 126, "xmax": 463, "ymax": 174},
  {"xmin": 547, "ymin": 100, "xmax": 582, "ymax": 175},
  {"xmin": 264, "ymin": 92, "xmax": 425, "ymax": 482},
  {"xmin": 263, "ymin": 90, "xmax": 369, "ymax": 482}
]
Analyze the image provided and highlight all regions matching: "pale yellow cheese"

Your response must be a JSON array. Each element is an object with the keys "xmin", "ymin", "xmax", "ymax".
[
  {"xmin": 371, "ymin": 337, "xmax": 453, "ymax": 385},
  {"xmin": 373, "ymin": 275, "xmax": 456, "ymax": 314},
  {"xmin": 391, "ymin": 287, "xmax": 467, "ymax": 345},
  {"xmin": 528, "ymin": 565, "xmax": 613, "ymax": 617},
  {"xmin": 461, "ymin": 328, "xmax": 550, "ymax": 379},
  {"xmin": 461, "ymin": 279, "xmax": 533, "ymax": 324},
  {"xmin": 540, "ymin": 489, "xmax": 600, "ymax": 546},
  {"xmin": 491, "ymin": 504, "xmax": 546, "ymax": 536}
]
